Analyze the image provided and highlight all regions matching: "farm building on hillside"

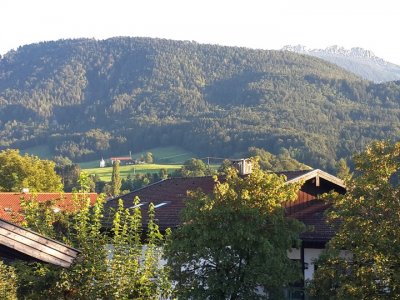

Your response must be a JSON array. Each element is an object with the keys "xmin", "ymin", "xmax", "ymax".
[
  {"xmin": 100, "ymin": 158, "xmax": 106, "ymax": 168},
  {"xmin": 110, "ymin": 153, "xmax": 135, "ymax": 165}
]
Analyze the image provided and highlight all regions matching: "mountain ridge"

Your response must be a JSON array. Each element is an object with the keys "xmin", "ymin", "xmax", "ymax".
[
  {"xmin": 0, "ymin": 37, "xmax": 399, "ymax": 171},
  {"xmin": 282, "ymin": 44, "xmax": 400, "ymax": 82}
]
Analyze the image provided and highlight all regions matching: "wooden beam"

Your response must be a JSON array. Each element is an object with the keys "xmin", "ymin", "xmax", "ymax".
[
  {"xmin": 285, "ymin": 169, "xmax": 345, "ymax": 189},
  {"xmin": 0, "ymin": 228, "xmax": 75, "ymax": 263},
  {"xmin": 0, "ymin": 233, "xmax": 72, "ymax": 267},
  {"xmin": 0, "ymin": 220, "xmax": 78, "ymax": 257},
  {"xmin": 0, "ymin": 219, "xmax": 80, "ymax": 268}
]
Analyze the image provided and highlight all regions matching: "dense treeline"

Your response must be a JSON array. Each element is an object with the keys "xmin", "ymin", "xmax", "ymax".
[{"xmin": 0, "ymin": 37, "xmax": 399, "ymax": 171}]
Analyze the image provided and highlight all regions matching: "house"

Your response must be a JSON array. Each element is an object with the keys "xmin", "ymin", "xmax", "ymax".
[
  {"xmin": 100, "ymin": 158, "xmax": 106, "ymax": 168},
  {"xmin": 110, "ymin": 156, "xmax": 135, "ymax": 165},
  {"xmin": 103, "ymin": 167, "xmax": 345, "ymax": 287},
  {"xmin": 0, "ymin": 218, "xmax": 80, "ymax": 267},
  {"xmin": 0, "ymin": 192, "xmax": 98, "ymax": 223}
]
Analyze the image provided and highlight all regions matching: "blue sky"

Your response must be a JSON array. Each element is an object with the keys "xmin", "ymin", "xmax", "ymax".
[{"xmin": 2, "ymin": 0, "xmax": 399, "ymax": 64}]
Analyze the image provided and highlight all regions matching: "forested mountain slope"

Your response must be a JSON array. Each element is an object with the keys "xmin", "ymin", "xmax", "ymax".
[{"xmin": 0, "ymin": 37, "xmax": 399, "ymax": 170}]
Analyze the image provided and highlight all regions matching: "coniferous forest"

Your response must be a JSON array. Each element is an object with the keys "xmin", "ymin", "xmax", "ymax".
[{"xmin": 0, "ymin": 37, "xmax": 399, "ymax": 170}]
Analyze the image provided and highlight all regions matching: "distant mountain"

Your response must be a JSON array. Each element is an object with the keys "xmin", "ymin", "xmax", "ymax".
[
  {"xmin": 0, "ymin": 38, "xmax": 399, "ymax": 171},
  {"xmin": 282, "ymin": 45, "xmax": 400, "ymax": 83}
]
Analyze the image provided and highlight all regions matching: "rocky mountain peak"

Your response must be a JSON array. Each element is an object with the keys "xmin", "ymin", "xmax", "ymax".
[{"xmin": 282, "ymin": 44, "xmax": 400, "ymax": 82}]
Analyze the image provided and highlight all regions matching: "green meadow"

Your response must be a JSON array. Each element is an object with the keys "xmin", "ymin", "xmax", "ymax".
[
  {"xmin": 78, "ymin": 146, "xmax": 195, "ymax": 169},
  {"xmin": 84, "ymin": 163, "xmax": 182, "ymax": 182}
]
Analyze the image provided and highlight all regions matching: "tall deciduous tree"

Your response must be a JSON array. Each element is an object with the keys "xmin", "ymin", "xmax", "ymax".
[
  {"xmin": 309, "ymin": 141, "xmax": 400, "ymax": 299},
  {"xmin": 0, "ymin": 149, "xmax": 62, "ymax": 192},
  {"xmin": 111, "ymin": 160, "xmax": 121, "ymax": 196},
  {"xmin": 165, "ymin": 159, "xmax": 304, "ymax": 299},
  {"xmin": 54, "ymin": 157, "xmax": 82, "ymax": 192}
]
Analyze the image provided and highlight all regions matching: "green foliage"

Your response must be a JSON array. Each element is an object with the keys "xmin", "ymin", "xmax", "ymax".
[
  {"xmin": 145, "ymin": 152, "xmax": 154, "ymax": 163},
  {"xmin": 121, "ymin": 172, "xmax": 163, "ymax": 192},
  {"xmin": 335, "ymin": 158, "xmax": 352, "ymax": 180},
  {"xmin": 111, "ymin": 160, "xmax": 122, "ymax": 196},
  {"xmin": 309, "ymin": 141, "xmax": 400, "ymax": 299},
  {"xmin": 54, "ymin": 158, "xmax": 81, "ymax": 192},
  {"xmin": 248, "ymin": 147, "xmax": 311, "ymax": 171},
  {"xmin": 0, "ymin": 149, "xmax": 63, "ymax": 192},
  {"xmin": 165, "ymin": 159, "xmax": 305, "ymax": 299},
  {"xmin": 217, "ymin": 158, "xmax": 233, "ymax": 174},
  {"xmin": 1, "ymin": 38, "xmax": 399, "ymax": 170},
  {"xmin": 13, "ymin": 261, "xmax": 61, "ymax": 300},
  {"xmin": 175, "ymin": 158, "xmax": 215, "ymax": 177},
  {"xmin": 0, "ymin": 260, "xmax": 18, "ymax": 300},
  {"xmin": 12, "ymin": 173, "xmax": 171, "ymax": 299}
]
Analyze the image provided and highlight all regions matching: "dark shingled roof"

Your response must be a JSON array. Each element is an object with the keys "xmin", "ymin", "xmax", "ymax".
[
  {"xmin": 104, "ymin": 176, "xmax": 217, "ymax": 229},
  {"xmin": 104, "ymin": 170, "xmax": 345, "ymax": 243},
  {"xmin": 287, "ymin": 200, "xmax": 337, "ymax": 243}
]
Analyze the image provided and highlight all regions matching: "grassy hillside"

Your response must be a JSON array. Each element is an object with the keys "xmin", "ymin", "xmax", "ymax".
[
  {"xmin": 84, "ymin": 163, "xmax": 182, "ymax": 182},
  {"xmin": 0, "ymin": 37, "xmax": 399, "ymax": 171},
  {"xmin": 79, "ymin": 146, "xmax": 195, "ymax": 169}
]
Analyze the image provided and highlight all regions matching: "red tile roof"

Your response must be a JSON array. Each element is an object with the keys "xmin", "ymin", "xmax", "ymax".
[
  {"xmin": 0, "ymin": 192, "xmax": 98, "ymax": 223},
  {"xmin": 110, "ymin": 157, "xmax": 133, "ymax": 161},
  {"xmin": 104, "ymin": 170, "xmax": 345, "ymax": 243}
]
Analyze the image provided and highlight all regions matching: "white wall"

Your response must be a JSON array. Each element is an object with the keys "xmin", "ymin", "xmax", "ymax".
[
  {"xmin": 287, "ymin": 248, "xmax": 301, "ymax": 260},
  {"xmin": 304, "ymin": 248, "xmax": 323, "ymax": 281}
]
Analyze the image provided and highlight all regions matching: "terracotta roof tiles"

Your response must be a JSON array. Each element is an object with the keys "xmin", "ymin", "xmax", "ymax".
[{"xmin": 0, "ymin": 192, "xmax": 98, "ymax": 223}]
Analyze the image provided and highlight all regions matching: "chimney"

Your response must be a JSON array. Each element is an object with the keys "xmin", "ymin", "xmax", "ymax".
[
  {"xmin": 232, "ymin": 159, "xmax": 252, "ymax": 175},
  {"xmin": 21, "ymin": 188, "xmax": 29, "ymax": 194}
]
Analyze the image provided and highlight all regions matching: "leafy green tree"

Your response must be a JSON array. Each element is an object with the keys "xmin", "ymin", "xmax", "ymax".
[
  {"xmin": 248, "ymin": 147, "xmax": 310, "ymax": 171},
  {"xmin": 55, "ymin": 161, "xmax": 81, "ymax": 192},
  {"xmin": 335, "ymin": 157, "xmax": 351, "ymax": 180},
  {"xmin": 165, "ymin": 159, "xmax": 305, "ymax": 299},
  {"xmin": 145, "ymin": 152, "xmax": 154, "ymax": 163},
  {"xmin": 0, "ymin": 149, "xmax": 62, "ymax": 192},
  {"xmin": 218, "ymin": 158, "xmax": 233, "ymax": 175},
  {"xmin": 175, "ymin": 158, "xmax": 214, "ymax": 177},
  {"xmin": 111, "ymin": 160, "xmax": 122, "ymax": 196},
  {"xmin": 159, "ymin": 168, "xmax": 168, "ymax": 180},
  {"xmin": 0, "ymin": 260, "xmax": 18, "ymax": 300},
  {"xmin": 309, "ymin": 141, "xmax": 400, "ymax": 299},
  {"xmin": 52, "ymin": 155, "xmax": 73, "ymax": 167},
  {"xmin": 120, "ymin": 172, "xmax": 162, "ymax": 192}
]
